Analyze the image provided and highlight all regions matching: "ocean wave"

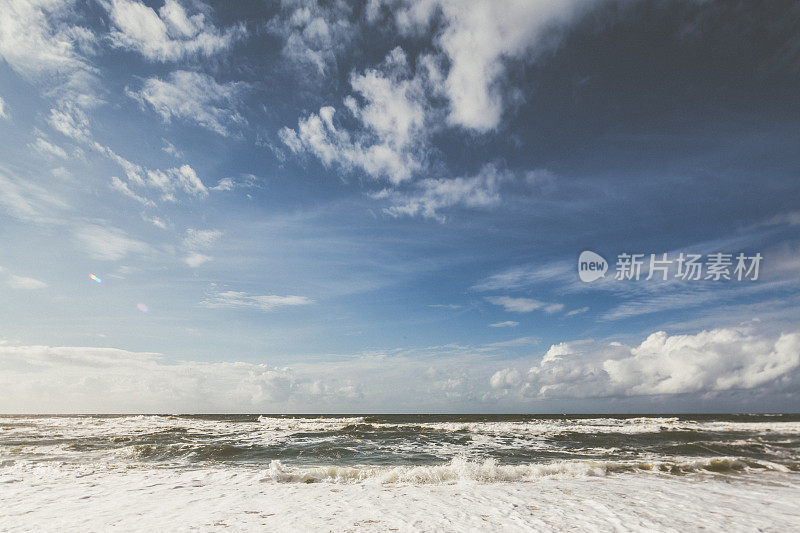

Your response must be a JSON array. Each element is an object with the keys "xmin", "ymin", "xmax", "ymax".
[{"xmin": 258, "ymin": 455, "xmax": 794, "ymax": 484}]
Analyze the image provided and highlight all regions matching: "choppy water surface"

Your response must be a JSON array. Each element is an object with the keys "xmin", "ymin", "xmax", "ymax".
[{"xmin": 1, "ymin": 414, "xmax": 799, "ymax": 482}]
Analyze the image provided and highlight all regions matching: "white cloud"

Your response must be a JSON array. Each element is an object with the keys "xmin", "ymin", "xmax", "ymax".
[
  {"xmin": 0, "ymin": 0, "xmax": 94, "ymax": 83},
  {"xmin": 565, "ymin": 307, "xmax": 589, "ymax": 317},
  {"xmin": 269, "ymin": 0, "xmax": 354, "ymax": 76},
  {"xmin": 489, "ymin": 368, "xmax": 522, "ymax": 389},
  {"xmin": 433, "ymin": 0, "xmax": 588, "ymax": 132},
  {"xmin": 8, "ymin": 275, "xmax": 47, "ymax": 290},
  {"xmin": 0, "ymin": 169, "xmax": 69, "ymax": 224},
  {"xmin": 184, "ymin": 228, "xmax": 222, "ymax": 249},
  {"xmin": 161, "ymin": 138, "xmax": 182, "ymax": 158},
  {"xmin": 182, "ymin": 229, "xmax": 220, "ymax": 267},
  {"xmin": 143, "ymin": 215, "xmax": 167, "ymax": 229},
  {"xmin": 184, "ymin": 252, "xmax": 211, "ymax": 268},
  {"xmin": 130, "ymin": 70, "xmax": 246, "ymax": 136},
  {"xmin": 0, "ymin": 345, "xmax": 294, "ymax": 413},
  {"xmin": 544, "ymin": 303, "xmax": 565, "ymax": 313},
  {"xmin": 3, "ymin": 326, "xmax": 796, "ymax": 412},
  {"xmin": 107, "ymin": 0, "xmax": 244, "ymax": 61},
  {"xmin": 0, "ymin": 336, "xmax": 533, "ymax": 412},
  {"xmin": 498, "ymin": 327, "xmax": 800, "ymax": 399},
  {"xmin": 0, "ymin": 95, "xmax": 7, "ymax": 119},
  {"xmin": 280, "ymin": 47, "xmax": 431, "ymax": 184},
  {"xmin": 376, "ymin": 162, "xmax": 512, "ymax": 221},
  {"xmin": 472, "ymin": 261, "xmax": 573, "ymax": 291},
  {"xmin": 29, "ymin": 136, "xmax": 68, "ymax": 159},
  {"xmin": 202, "ymin": 290, "xmax": 313, "ymax": 312},
  {"xmin": 149, "ymin": 164, "xmax": 209, "ymax": 199},
  {"xmin": 209, "ymin": 174, "xmax": 259, "ymax": 192},
  {"xmin": 96, "ymin": 144, "xmax": 208, "ymax": 203},
  {"xmin": 48, "ymin": 102, "xmax": 92, "ymax": 141},
  {"xmin": 73, "ymin": 223, "xmax": 152, "ymax": 261},
  {"xmin": 110, "ymin": 176, "xmax": 154, "ymax": 206},
  {"xmin": 486, "ymin": 296, "xmax": 562, "ymax": 314},
  {"xmin": 489, "ymin": 321, "xmax": 518, "ymax": 328},
  {"xmin": 210, "ymin": 177, "xmax": 234, "ymax": 191}
]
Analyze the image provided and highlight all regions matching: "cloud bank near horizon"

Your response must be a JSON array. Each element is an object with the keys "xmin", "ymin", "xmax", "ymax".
[{"xmin": 2, "ymin": 324, "xmax": 798, "ymax": 413}]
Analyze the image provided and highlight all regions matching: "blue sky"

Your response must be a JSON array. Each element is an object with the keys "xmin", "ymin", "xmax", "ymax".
[{"xmin": 1, "ymin": 0, "xmax": 799, "ymax": 413}]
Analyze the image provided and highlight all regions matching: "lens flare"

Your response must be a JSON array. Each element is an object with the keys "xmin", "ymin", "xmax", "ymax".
[
  {"xmin": 136, "ymin": 303, "xmax": 149, "ymax": 313},
  {"xmin": 89, "ymin": 274, "xmax": 102, "ymax": 284}
]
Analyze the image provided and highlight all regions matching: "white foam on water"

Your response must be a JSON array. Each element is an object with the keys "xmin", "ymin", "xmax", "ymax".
[{"xmin": 1, "ymin": 459, "xmax": 799, "ymax": 531}]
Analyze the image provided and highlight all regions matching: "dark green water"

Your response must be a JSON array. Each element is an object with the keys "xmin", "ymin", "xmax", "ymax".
[{"xmin": 2, "ymin": 414, "xmax": 799, "ymax": 477}]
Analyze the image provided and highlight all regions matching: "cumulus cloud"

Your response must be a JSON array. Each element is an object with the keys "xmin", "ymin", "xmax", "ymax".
[
  {"xmin": 106, "ymin": 0, "xmax": 244, "ymax": 61},
  {"xmin": 0, "ymin": 337, "xmax": 531, "ymax": 412},
  {"xmin": 129, "ymin": 71, "xmax": 246, "ymax": 136},
  {"xmin": 432, "ymin": 0, "xmax": 589, "ymax": 132},
  {"xmin": 0, "ymin": 345, "xmax": 294, "ymax": 413},
  {"xmin": 272, "ymin": 0, "xmax": 593, "ymax": 219},
  {"xmin": 0, "ymin": 96, "xmax": 7, "ymax": 119},
  {"xmin": 280, "ymin": 47, "xmax": 431, "ymax": 184},
  {"xmin": 3, "ymin": 326, "xmax": 797, "ymax": 412},
  {"xmin": 202, "ymin": 290, "xmax": 313, "ymax": 312},
  {"xmin": 269, "ymin": 0, "xmax": 354, "ymax": 76},
  {"xmin": 492, "ymin": 327, "xmax": 800, "ymax": 400},
  {"xmin": 489, "ymin": 368, "xmax": 522, "ymax": 389},
  {"xmin": 279, "ymin": 1, "xmax": 593, "ymax": 134},
  {"xmin": 73, "ymin": 223, "xmax": 152, "ymax": 261}
]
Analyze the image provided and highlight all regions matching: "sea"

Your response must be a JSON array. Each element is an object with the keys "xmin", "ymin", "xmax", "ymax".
[{"xmin": 1, "ymin": 414, "xmax": 799, "ymax": 531}]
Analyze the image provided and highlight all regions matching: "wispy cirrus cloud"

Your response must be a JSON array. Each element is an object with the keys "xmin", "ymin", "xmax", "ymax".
[
  {"xmin": 487, "ymin": 296, "xmax": 563, "ymax": 314},
  {"xmin": 201, "ymin": 290, "xmax": 313, "ymax": 312},
  {"xmin": 472, "ymin": 261, "xmax": 574, "ymax": 292},
  {"xmin": 375, "ymin": 163, "xmax": 512, "ymax": 222},
  {"xmin": 7, "ymin": 274, "xmax": 47, "ymax": 290},
  {"xmin": 129, "ymin": 70, "xmax": 246, "ymax": 137},
  {"xmin": 182, "ymin": 228, "xmax": 222, "ymax": 268},
  {"xmin": 489, "ymin": 321, "xmax": 518, "ymax": 328},
  {"xmin": 28, "ymin": 136, "xmax": 69, "ymax": 159},
  {"xmin": 0, "ymin": 169, "xmax": 70, "ymax": 224},
  {"xmin": 73, "ymin": 223, "xmax": 152, "ymax": 261}
]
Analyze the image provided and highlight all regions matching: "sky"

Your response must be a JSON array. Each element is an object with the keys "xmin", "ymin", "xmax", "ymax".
[{"xmin": 0, "ymin": 0, "xmax": 799, "ymax": 413}]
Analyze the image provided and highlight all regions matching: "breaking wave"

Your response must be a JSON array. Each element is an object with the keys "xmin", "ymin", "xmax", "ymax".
[{"xmin": 259, "ymin": 455, "xmax": 795, "ymax": 484}]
